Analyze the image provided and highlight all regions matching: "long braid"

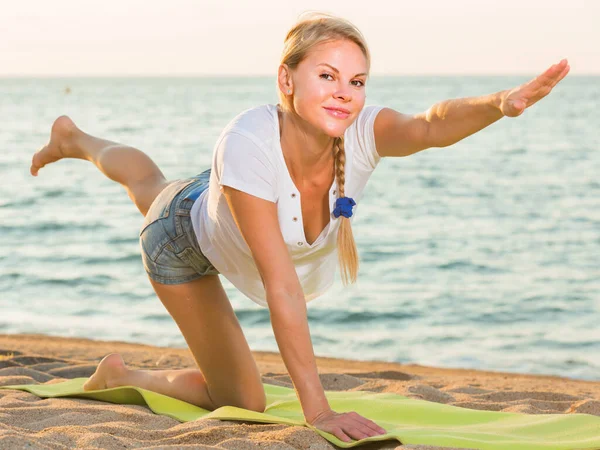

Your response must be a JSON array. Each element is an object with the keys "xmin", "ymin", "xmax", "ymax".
[{"xmin": 333, "ymin": 136, "xmax": 359, "ymax": 285}]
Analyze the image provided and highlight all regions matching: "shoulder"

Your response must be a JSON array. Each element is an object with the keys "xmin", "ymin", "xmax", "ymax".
[
  {"xmin": 223, "ymin": 104, "xmax": 277, "ymax": 144},
  {"xmin": 347, "ymin": 105, "xmax": 385, "ymax": 136},
  {"xmin": 344, "ymin": 105, "xmax": 385, "ymax": 171},
  {"xmin": 216, "ymin": 104, "xmax": 279, "ymax": 165},
  {"xmin": 344, "ymin": 105, "xmax": 385, "ymax": 148}
]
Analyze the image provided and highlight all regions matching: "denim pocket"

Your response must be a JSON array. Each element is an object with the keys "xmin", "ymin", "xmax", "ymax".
[
  {"xmin": 139, "ymin": 219, "xmax": 174, "ymax": 263},
  {"xmin": 139, "ymin": 179, "xmax": 196, "ymax": 237},
  {"xmin": 175, "ymin": 247, "xmax": 216, "ymax": 276}
]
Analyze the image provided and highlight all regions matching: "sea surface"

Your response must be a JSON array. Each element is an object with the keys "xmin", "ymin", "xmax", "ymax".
[{"xmin": 1, "ymin": 75, "xmax": 598, "ymax": 381}]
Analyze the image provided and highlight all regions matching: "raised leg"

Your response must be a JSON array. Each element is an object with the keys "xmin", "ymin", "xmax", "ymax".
[
  {"xmin": 31, "ymin": 115, "xmax": 169, "ymax": 216},
  {"xmin": 83, "ymin": 275, "xmax": 267, "ymax": 413}
]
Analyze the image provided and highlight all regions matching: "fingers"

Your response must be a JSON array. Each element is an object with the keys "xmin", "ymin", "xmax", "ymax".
[
  {"xmin": 330, "ymin": 426, "xmax": 353, "ymax": 443},
  {"xmin": 550, "ymin": 64, "xmax": 570, "ymax": 88},
  {"xmin": 538, "ymin": 60, "xmax": 569, "ymax": 88},
  {"xmin": 312, "ymin": 410, "xmax": 387, "ymax": 443},
  {"xmin": 348, "ymin": 411, "xmax": 386, "ymax": 434},
  {"xmin": 337, "ymin": 413, "xmax": 387, "ymax": 442},
  {"xmin": 550, "ymin": 60, "xmax": 570, "ymax": 83}
]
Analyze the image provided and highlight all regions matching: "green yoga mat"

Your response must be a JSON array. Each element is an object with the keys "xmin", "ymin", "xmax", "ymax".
[{"xmin": 1, "ymin": 379, "xmax": 599, "ymax": 449}]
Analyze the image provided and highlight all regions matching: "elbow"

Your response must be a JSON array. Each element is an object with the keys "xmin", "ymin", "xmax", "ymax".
[
  {"xmin": 266, "ymin": 288, "xmax": 306, "ymax": 318},
  {"xmin": 424, "ymin": 121, "xmax": 449, "ymax": 149}
]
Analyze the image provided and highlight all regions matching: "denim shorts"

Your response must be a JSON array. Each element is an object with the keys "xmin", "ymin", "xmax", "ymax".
[{"xmin": 139, "ymin": 168, "xmax": 220, "ymax": 285}]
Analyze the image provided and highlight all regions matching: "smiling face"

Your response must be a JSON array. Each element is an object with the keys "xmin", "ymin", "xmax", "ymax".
[{"xmin": 281, "ymin": 39, "xmax": 369, "ymax": 138}]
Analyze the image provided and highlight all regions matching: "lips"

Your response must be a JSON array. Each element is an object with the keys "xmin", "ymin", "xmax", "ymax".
[
  {"xmin": 324, "ymin": 107, "xmax": 351, "ymax": 119},
  {"xmin": 324, "ymin": 106, "xmax": 350, "ymax": 114}
]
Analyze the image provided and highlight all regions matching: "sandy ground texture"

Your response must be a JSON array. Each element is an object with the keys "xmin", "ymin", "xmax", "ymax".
[{"xmin": 0, "ymin": 333, "xmax": 599, "ymax": 450}]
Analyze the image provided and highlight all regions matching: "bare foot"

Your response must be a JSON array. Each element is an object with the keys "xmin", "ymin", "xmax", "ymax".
[
  {"xmin": 30, "ymin": 115, "xmax": 80, "ymax": 177},
  {"xmin": 83, "ymin": 353, "xmax": 129, "ymax": 391}
]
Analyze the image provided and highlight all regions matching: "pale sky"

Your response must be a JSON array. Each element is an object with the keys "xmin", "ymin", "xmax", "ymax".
[{"xmin": 1, "ymin": 0, "xmax": 597, "ymax": 76}]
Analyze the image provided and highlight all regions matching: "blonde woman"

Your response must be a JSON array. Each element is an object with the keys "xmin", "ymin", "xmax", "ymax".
[{"xmin": 29, "ymin": 11, "xmax": 569, "ymax": 444}]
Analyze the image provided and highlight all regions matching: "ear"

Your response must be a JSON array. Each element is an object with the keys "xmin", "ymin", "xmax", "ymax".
[{"xmin": 277, "ymin": 64, "xmax": 293, "ymax": 95}]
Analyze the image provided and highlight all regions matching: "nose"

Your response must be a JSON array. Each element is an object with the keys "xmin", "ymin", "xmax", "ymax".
[{"xmin": 333, "ymin": 84, "xmax": 352, "ymax": 102}]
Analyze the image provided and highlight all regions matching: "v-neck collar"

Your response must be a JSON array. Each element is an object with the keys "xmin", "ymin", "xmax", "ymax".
[{"xmin": 272, "ymin": 104, "xmax": 337, "ymax": 248}]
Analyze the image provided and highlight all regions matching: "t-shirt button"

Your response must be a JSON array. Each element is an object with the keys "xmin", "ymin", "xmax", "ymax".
[
  {"xmin": 332, "ymin": 190, "xmax": 336, "ymax": 195},
  {"xmin": 297, "ymin": 242, "xmax": 303, "ymax": 246},
  {"xmin": 291, "ymin": 193, "xmax": 296, "ymax": 198},
  {"xmin": 292, "ymin": 217, "xmax": 298, "ymax": 222}
]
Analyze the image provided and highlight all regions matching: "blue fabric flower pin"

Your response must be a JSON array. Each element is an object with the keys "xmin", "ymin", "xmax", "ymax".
[{"xmin": 333, "ymin": 196, "xmax": 356, "ymax": 219}]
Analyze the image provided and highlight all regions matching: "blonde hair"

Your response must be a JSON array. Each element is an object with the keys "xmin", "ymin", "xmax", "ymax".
[{"xmin": 277, "ymin": 12, "xmax": 371, "ymax": 286}]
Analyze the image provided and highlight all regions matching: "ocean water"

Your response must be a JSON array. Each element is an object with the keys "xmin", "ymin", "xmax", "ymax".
[{"xmin": 1, "ymin": 75, "xmax": 598, "ymax": 381}]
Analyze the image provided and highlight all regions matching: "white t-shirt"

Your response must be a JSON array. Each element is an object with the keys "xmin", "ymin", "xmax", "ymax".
[{"xmin": 190, "ymin": 103, "xmax": 384, "ymax": 307}]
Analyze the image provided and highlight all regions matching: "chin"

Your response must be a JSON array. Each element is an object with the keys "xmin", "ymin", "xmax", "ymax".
[
  {"xmin": 321, "ymin": 119, "xmax": 351, "ymax": 138},
  {"xmin": 317, "ymin": 113, "xmax": 350, "ymax": 137}
]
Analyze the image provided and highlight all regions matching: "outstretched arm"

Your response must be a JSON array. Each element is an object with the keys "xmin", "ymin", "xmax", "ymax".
[
  {"xmin": 374, "ymin": 59, "xmax": 570, "ymax": 157},
  {"xmin": 426, "ymin": 58, "xmax": 571, "ymax": 148}
]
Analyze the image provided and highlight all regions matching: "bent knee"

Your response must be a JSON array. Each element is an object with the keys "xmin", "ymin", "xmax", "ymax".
[
  {"xmin": 237, "ymin": 396, "xmax": 266, "ymax": 413},
  {"xmin": 244, "ymin": 393, "xmax": 267, "ymax": 413},
  {"xmin": 213, "ymin": 391, "xmax": 266, "ymax": 413}
]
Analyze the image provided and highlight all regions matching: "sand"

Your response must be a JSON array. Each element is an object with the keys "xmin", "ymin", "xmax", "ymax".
[{"xmin": 0, "ymin": 333, "xmax": 598, "ymax": 449}]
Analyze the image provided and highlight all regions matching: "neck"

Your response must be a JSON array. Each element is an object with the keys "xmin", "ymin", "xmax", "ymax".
[{"xmin": 277, "ymin": 104, "xmax": 335, "ymax": 183}]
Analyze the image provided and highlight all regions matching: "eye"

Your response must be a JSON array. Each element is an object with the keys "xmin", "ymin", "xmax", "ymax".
[{"xmin": 320, "ymin": 73, "xmax": 365, "ymax": 88}]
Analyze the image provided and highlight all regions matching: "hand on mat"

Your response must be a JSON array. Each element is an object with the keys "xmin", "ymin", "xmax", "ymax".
[{"xmin": 308, "ymin": 408, "xmax": 387, "ymax": 443}]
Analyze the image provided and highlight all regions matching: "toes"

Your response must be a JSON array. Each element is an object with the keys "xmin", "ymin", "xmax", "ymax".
[
  {"xmin": 30, "ymin": 149, "xmax": 45, "ymax": 176},
  {"xmin": 83, "ymin": 372, "xmax": 108, "ymax": 391},
  {"xmin": 82, "ymin": 378, "xmax": 92, "ymax": 390},
  {"xmin": 30, "ymin": 158, "xmax": 40, "ymax": 176},
  {"xmin": 30, "ymin": 160, "xmax": 40, "ymax": 176}
]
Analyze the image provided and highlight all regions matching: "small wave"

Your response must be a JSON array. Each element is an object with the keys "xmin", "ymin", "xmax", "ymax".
[
  {"xmin": 471, "ymin": 303, "xmax": 580, "ymax": 325},
  {"xmin": 108, "ymin": 126, "xmax": 141, "ymax": 133},
  {"xmin": 310, "ymin": 309, "xmax": 420, "ymax": 324},
  {"xmin": 72, "ymin": 309, "xmax": 103, "ymax": 317},
  {"xmin": 471, "ymin": 312, "xmax": 527, "ymax": 324},
  {"xmin": 82, "ymin": 253, "xmax": 141, "ymax": 265},
  {"xmin": 0, "ymin": 222, "xmax": 109, "ymax": 234},
  {"xmin": 42, "ymin": 189, "xmax": 75, "ymax": 199},
  {"xmin": 564, "ymin": 358, "xmax": 593, "ymax": 367},
  {"xmin": 437, "ymin": 259, "xmax": 506, "ymax": 274},
  {"xmin": 507, "ymin": 147, "xmax": 527, "ymax": 155},
  {"xmin": 234, "ymin": 309, "xmax": 270, "ymax": 325},
  {"xmin": 421, "ymin": 335, "xmax": 463, "ymax": 344},
  {"xmin": 141, "ymin": 314, "xmax": 171, "ymax": 322},
  {"xmin": 419, "ymin": 177, "xmax": 445, "ymax": 189},
  {"xmin": 312, "ymin": 335, "xmax": 337, "ymax": 345},
  {"xmin": 26, "ymin": 253, "xmax": 140, "ymax": 266},
  {"xmin": 531, "ymin": 339, "xmax": 599, "ymax": 350},
  {"xmin": 532, "ymin": 306, "xmax": 570, "ymax": 315},
  {"xmin": 108, "ymin": 236, "xmax": 140, "ymax": 244},
  {"xmin": 0, "ymin": 272, "xmax": 22, "ymax": 281},
  {"xmin": 372, "ymin": 338, "xmax": 396, "ymax": 347},
  {"xmin": 38, "ymin": 274, "xmax": 114, "ymax": 287},
  {"xmin": 0, "ymin": 200, "xmax": 26, "ymax": 208},
  {"xmin": 361, "ymin": 249, "xmax": 405, "ymax": 263},
  {"xmin": 0, "ymin": 272, "xmax": 115, "ymax": 289}
]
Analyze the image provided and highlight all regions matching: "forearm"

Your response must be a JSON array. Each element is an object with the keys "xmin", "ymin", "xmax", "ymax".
[
  {"xmin": 426, "ymin": 89, "xmax": 508, "ymax": 147},
  {"xmin": 268, "ymin": 291, "xmax": 329, "ymax": 421}
]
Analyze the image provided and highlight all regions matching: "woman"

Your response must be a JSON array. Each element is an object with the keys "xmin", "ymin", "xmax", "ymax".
[{"xmin": 29, "ymin": 12, "xmax": 569, "ymax": 444}]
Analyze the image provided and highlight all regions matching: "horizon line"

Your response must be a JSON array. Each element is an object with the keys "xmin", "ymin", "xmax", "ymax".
[{"xmin": 0, "ymin": 72, "xmax": 597, "ymax": 78}]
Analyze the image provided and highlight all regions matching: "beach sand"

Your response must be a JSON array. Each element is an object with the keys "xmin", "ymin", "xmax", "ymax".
[{"xmin": 0, "ymin": 333, "xmax": 598, "ymax": 449}]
